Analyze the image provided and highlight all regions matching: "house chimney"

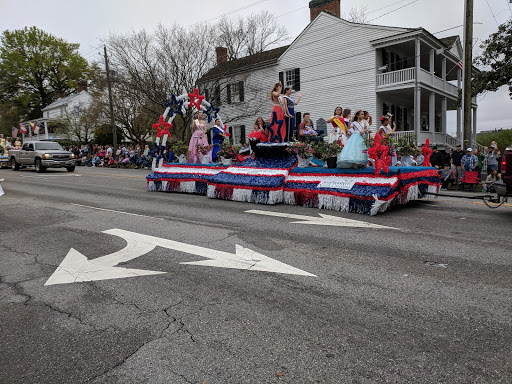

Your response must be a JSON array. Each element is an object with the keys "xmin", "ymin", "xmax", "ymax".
[
  {"xmin": 216, "ymin": 47, "xmax": 228, "ymax": 65},
  {"xmin": 78, "ymin": 82, "xmax": 88, "ymax": 93},
  {"xmin": 309, "ymin": 0, "xmax": 340, "ymax": 22}
]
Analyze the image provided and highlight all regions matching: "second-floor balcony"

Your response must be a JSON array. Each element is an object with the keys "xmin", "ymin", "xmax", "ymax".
[{"xmin": 376, "ymin": 67, "xmax": 459, "ymax": 98}]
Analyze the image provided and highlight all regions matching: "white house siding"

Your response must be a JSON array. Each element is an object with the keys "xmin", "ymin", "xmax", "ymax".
[
  {"xmin": 210, "ymin": 66, "xmax": 278, "ymax": 144},
  {"xmin": 42, "ymin": 91, "xmax": 93, "ymax": 120},
  {"xmin": 277, "ymin": 13, "xmax": 409, "ymax": 129}
]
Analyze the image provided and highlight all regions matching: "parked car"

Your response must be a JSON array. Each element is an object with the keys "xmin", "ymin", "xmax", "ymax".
[
  {"xmin": 493, "ymin": 145, "xmax": 512, "ymax": 199},
  {"xmin": 9, "ymin": 141, "xmax": 76, "ymax": 172}
]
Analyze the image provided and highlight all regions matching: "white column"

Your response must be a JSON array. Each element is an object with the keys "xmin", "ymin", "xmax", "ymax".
[
  {"xmin": 442, "ymin": 57, "xmax": 447, "ymax": 87},
  {"xmin": 430, "ymin": 49, "xmax": 435, "ymax": 74},
  {"xmin": 429, "ymin": 92, "xmax": 435, "ymax": 135},
  {"xmin": 456, "ymin": 69, "xmax": 462, "ymax": 141},
  {"xmin": 414, "ymin": 38, "xmax": 421, "ymax": 140},
  {"xmin": 442, "ymin": 97, "xmax": 447, "ymax": 144},
  {"xmin": 472, "ymin": 107, "xmax": 477, "ymax": 147}
]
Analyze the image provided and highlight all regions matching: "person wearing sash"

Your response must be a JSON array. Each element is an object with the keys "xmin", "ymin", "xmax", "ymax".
[
  {"xmin": 267, "ymin": 82, "xmax": 289, "ymax": 142},
  {"xmin": 337, "ymin": 110, "xmax": 370, "ymax": 169},
  {"xmin": 326, "ymin": 106, "xmax": 349, "ymax": 145},
  {"xmin": 211, "ymin": 118, "xmax": 227, "ymax": 162},
  {"xmin": 188, "ymin": 111, "xmax": 210, "ymax": 163},
  {"xmin": 283, "ymin": 87, "xmax": 302, "ymax": 141},
  {"xmin": 377, "ymin": 115, "xmax": 396, "ymax": 138}
]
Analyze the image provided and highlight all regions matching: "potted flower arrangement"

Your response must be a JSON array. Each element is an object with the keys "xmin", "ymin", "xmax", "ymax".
[
  {"xmin": 286, "ymin": 141, "xmax": 315, "ymax": 168},
  {"xmin": 217, "ymin": 142, "xmax": 241, "ymax": 165},
  {"xmin": 195, "ymin": 144, "xmax": 212, "ymax": 164},
  {"xmin": 315, "ymin": 142, "xmax": 343, "ymax": 168},
  {"xmin": 171, "ymin": 141, "xmax": 189, "ymax": 163},
  {"xmin": 394, "ymin": 135, "xmax": 420, "ymax": 166}
]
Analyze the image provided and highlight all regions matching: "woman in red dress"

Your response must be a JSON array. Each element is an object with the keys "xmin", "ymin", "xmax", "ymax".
[{"xmin": 267, "ymin": 82, "xmax": 289, "ymax": 142}]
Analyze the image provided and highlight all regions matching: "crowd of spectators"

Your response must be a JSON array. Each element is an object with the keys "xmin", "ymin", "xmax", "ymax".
[{"xmin": 64, "ymin": 144, "xmax": 160, "ymax": 169}]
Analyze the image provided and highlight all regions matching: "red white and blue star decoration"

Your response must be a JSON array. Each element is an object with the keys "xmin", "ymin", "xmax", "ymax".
[{"xmin": 187, "ymin": 88, "xmax": 205, "ymax": 111}]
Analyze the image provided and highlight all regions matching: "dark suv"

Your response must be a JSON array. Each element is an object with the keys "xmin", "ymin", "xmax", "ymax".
[{"xmin": 494, "ymin": 146, "xmax": 512, "ymax": 198}]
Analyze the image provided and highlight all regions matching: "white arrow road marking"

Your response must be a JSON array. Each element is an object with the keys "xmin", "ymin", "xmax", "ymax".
[
  {"xmin": 45, "ymin": 229, "xmax": 315, "ymax": 285},
  {"xmin": 245, "ymin": 209, "xmax": 396, "ymax": 229}
]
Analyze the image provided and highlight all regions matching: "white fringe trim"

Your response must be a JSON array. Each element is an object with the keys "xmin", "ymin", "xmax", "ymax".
[
  {"xmin": 179, "ymin": 181, "xmax": 196, "ymax": 193},
  {"xmin": 318, "ymin": 194, "xmax": 350, "ymax": 212},
  {"xmin": 369, "ymin": 194, "xmax": 393, "ymax": 216},
  {"xmin": 426, "ymin": 184, "xmax": 439, "ymax": 199},
  {"xmin": 207, "ymin": 185, "xmax": 216, "ymax": 198},
  {"xmin": 147, "ymin": 180, "xmax": 155, "ymax": 191},
  {"xmin": 232, "ymin": 188, "xmax": 253, "ymax": 202},
  {"xmin": 267, "ymin": 190, "xmax": 283, "ymax": 205},
  {"xmin": 283, "ymin": 191, "xmax": 296, "ymax": 205},
  {"xmin": 161, "ymin": 180, "xmax": 168, "ymax": 191},
  {"xmin": 402, "ymin": 184, "xmax": 419, "ymax": 203}
]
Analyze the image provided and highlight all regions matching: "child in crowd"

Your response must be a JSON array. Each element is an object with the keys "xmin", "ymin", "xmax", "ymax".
[{"xmin": 440, "ymin": 164, "xmax": 454, "ymax": 190}]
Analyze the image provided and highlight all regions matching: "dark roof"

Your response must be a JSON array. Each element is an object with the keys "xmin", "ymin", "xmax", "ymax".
[
  {"xmin": 309, "ymin": 0, "xmax": 337, "ymax": 8},
  {"xmin": 199, "ymin": 45, "xmax": 289, "ymax": 83},
  {"xmin": 439, "ymin": 35, "xmax": 459, "ymax": 47}
]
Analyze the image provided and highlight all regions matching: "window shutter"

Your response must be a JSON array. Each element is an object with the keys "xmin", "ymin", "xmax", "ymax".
[
  {"xmin": 294, "ymin": 68, "xmax": 300, "ymax": 91},
  {"xmin": 238, "ymin": 81, "xmax": 244, "ymax": 102},
  {"xmin": 391, "ymin": 105, "xmax": 396, "ymax": 120},
  {"xmin": 215, "ymin": 85, "xmax": 221, "ymax": 105},
  {"xmin": 228, "ymin": 126, "xmax": 233, "ymax": 138},
  {"xmin": 383, "ymin": 103, "xmax": 388, "ymax": 115},
  {"xmin": 226, "ymin": 84, "xmax": 231, "ymax": 104},
  {"xmin": 279, "ymin": 71, "xmax": 284, "ymax": 87},
  {"xmin": 404, "ymin": 108, "xmax": 408, "ymax": 130},
  {"xmin": 204, "ymin": 88, "xmax": 209, "ymax": 101},
  {"xmin": 295, "ymin": 111, "xmax": 301, "ymax": 129},
  {"xmin": 240, "ymin": 125, "xmax": 246, "ymax": 143}
]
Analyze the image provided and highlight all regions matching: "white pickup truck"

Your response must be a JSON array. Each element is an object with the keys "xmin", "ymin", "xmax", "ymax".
[{"xmin": 9, "ymin": 141, "xmax": 76, "ymax": 172}]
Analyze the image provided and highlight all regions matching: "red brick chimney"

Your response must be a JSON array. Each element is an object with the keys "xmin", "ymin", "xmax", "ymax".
[
  {"xmin": 215, "ymin": 47, "xmax": 228, "ymax": 65},
  {"xmin": 309, "ymin": 0, "xmax": 340, "ymax": 22},
  {"xmin": 78, "ymin": 82, "xmax": 88, "ymax": 93}
]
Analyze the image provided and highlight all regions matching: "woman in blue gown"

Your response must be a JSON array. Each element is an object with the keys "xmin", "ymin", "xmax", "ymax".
[
  {"xmin": 211, "ymin": 118, "xmax": 227, "ymax": 162},
  {"xmin": 337, "ymin": 110, "xmax": 370, "ymax": 169},
  {"xmin": 283, "ymin": 87, "xmax": 302, "ymax": 141}
]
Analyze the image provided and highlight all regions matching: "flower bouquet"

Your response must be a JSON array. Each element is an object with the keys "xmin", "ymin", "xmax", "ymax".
[
  {"xmin": 195, "ymin": 143, "xmax": 212, "ymax": 163},
  {"xmin": 286, "ymin": 142, "xmax": 315, "ymax": 167},
  {"xmin": 217, "ymin": 142, "xmax": 241, "ymax": 165},
  {"xmin": 314, "ymin": 142, "xmax": 343, "ymax": 168},
  {"xmin": 171, "ymin": 141, "xmax": 190, "ymax": 163}
]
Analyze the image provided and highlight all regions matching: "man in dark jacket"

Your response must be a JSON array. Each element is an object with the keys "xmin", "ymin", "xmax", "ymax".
[
  {"xmin": 430, "ymin": 146, "xmax": 445, "ymax": 169},
  {"xmin": 451, "ymin": 144, "xmax": 464, "ymax": 185}
]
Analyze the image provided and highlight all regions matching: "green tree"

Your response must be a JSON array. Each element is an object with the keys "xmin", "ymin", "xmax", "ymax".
[
  {"xmin": 473, "ymin": 19, "xmax": 512, "ymax": 98},
  {"xmin": 0, "ymin": 26, "xmax": 91, "ymax": 120},
  {"xmin": 477, "ymin": 129, "xmax": 512, "ymax": 153}
]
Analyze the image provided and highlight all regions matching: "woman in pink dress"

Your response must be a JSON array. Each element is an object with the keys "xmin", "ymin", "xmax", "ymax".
[
  {"xmin": 267, "ymin": 82, "xmax": 290, "ymax": 142},
  {"xmin": 188, "ymin": 111, "xmax": 210, "ymax": 163}
]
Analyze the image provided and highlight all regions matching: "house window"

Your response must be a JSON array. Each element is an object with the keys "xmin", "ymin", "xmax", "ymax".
[
  {"xmin": 227, "ymin": 81, "xmax": 244, "ymax": 104},
  {"xmin": 279, "ymin": 68, "xmax": 301, "ymax": 92},
  {"xmin": 73, "ymin": 106, "xmax": 80, "ymax": 117}
]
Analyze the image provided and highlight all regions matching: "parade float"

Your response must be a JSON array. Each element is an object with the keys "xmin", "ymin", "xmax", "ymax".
[{"xmin": 146, "ymin": 89, "xmax": 440, "ymax": 215}]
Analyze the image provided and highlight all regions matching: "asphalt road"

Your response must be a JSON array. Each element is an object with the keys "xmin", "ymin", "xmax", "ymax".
[{"xmin": 0, "ymin": 166, "xmax": 511, "ymax": 384}]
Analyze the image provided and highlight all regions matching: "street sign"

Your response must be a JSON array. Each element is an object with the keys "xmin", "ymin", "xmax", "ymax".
[{"xmin": 45, "ymin": 229, "xmax": 316, "ymax": 285}]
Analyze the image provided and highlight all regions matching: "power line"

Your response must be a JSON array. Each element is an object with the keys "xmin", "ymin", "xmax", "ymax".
[
  {"xmin": 366, "ymin": 0, "xmax": 413, "ymax": 15},
  {"xmin": 506, "ymin": 0, "xmax": 512, "ymax": 15},
  {"xmin": 485, "ymin": 0, "xmax": 500, "ymax": 27},
  {"xmin": 188, "ymin": 0, "xmax": 268, "ymax": 28},
  {"xmin": 369, "ymin": 0, "xmax": 421, "ymax": 22}
]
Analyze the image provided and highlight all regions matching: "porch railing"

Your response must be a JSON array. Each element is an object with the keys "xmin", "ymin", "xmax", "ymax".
[
  {"xmin": 377, "ymin": 68, "xmax": 415, "ymax": 87},
  {"xmin": 393, "ymin": 130, "xmax": 416, "ymax": 142}
]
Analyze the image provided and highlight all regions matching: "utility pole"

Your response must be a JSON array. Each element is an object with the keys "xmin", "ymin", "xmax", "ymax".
[
  {"xmin": 462, "ymin": 0, "xmax": 473, "ymax": 150},
  {"xmin": 104, "ymin": 45, "xmax": 117, "ymax": 152}
]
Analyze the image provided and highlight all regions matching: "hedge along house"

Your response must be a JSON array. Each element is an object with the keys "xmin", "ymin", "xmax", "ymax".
[{"xmin": 198, "ymin": 0, "xmax": 478, "ymax": 149}]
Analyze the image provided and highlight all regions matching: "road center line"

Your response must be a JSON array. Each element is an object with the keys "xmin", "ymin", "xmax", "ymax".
[{"xmin": 70, "ymin": 203, "xmax": 165, "ymax": 220}]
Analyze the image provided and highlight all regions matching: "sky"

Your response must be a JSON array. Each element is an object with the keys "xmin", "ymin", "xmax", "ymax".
[{"xmin": 0, "ymin": 0, "xmax": 511, "ymax": 133}]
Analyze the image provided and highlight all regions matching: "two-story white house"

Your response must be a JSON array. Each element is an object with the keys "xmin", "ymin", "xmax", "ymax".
[
  {"xmin": 21, "ymin": 89, "xmax": 93, "ymax": 141},
  {"xmin": 198, "ymin": 0, "xmax": 478, "ymax": 149}
]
